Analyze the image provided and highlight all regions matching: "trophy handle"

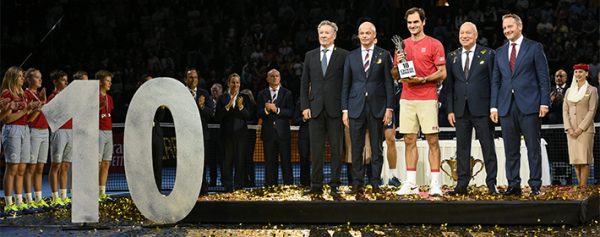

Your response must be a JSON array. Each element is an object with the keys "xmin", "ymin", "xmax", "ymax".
[
  {"xmin": 470, "ymin": 158, "xmax": 485, "ymax": 179},
  {"xmin": 440, "ymin": 160, "xmax": 453, "ymax": 178}
]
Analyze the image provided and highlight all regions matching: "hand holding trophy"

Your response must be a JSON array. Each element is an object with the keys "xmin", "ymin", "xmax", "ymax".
[{"xmin": 391, "ymin": 35, "xmax": 416, "ymax": 81}]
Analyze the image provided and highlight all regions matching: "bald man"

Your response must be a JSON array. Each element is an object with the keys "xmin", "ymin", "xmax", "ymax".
[
  {"xmin": 257, "ymin": 69, "xmax": 294, "ymax": 186},
  {"xmin": 546, "ymin": 69, "xmax": 568, "ymax": 124},
  {"xmin": 341, "ymin": 21, "xmax": 394, "ymax": 198},
  {"xmin": 445, "ymin": 22, "xmax": 498, "ymax": 195}
]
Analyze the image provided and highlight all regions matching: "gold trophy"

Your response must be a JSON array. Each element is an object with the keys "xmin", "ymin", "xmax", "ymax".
[{"xmin": 441, "ymin": 156, "xmax": 485, "ymax": 181}]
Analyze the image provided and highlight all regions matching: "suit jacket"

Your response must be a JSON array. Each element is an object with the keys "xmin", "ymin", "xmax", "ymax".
[
  {"xmin": 341, "ymin": 45, "xmax": 394, "ymax": 119},
  {"xmin": 446, "ymin": 45, "xmax": 496, "ymax": 117},
  {"xmin": 193, "ymin": 87, "xmax": 214, "ymax": 140},
  {"xmin": 215, "ymin": 92, "xmax": 251, "ymax": 135},
  {"xmin": 491, "ymin": 38, "xmax": 550, "ymax": 116},
  {"xmin": 300, "ymin": 46, "xmax": 349, "ymax": 118},
  {"xmin": 546, "ymin": 85, "xmax": 569, "ymax": 124},
  {"xmin": 563, "ymin": 85, "xmax": 598, "ymax": 134},
  {"xmin": 257, "ymin": 86, "xmax": 294, "ymax": 141}
]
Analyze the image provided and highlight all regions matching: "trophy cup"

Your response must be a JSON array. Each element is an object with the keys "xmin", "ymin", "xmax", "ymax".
[
  {"xmin": 441, "ymin": 156, "xmax": 485, "ymax": 182},
  {"xmin": 391, "ymin": 35, "xmax": 416, "ymax": 79}
]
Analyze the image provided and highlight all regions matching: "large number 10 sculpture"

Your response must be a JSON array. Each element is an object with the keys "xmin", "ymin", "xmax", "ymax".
[{"xmin": 42, "ymin": 78, "xmax": 204, "ymax": 224}]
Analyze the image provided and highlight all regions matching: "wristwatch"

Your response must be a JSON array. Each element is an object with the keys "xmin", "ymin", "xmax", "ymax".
[{"xmin": 421, "ymin": 77, "xmax": 427, "ymax": 83}]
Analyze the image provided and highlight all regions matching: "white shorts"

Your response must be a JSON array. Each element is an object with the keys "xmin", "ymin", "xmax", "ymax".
[
  {"xmin": 99, "ymin": 130, "xmax": 113, "ymax": 161},
  {"xmin": 30, "ymin": 128, "xmax": 50, "ymax": 164},
  {"xmin": 2, "ymin": 124, "xmax": 31, "ymax": 164},
  {"xmin": 51, "ymin": 129, "xmax": 73, "ymax": 163}
]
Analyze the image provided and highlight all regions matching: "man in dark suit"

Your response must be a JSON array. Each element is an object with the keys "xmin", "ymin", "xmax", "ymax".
[
  {"xmin": 257, "ymin": 69, "xmax": 294, "ymax": 186},
  {"xmin": 185, "ymin": 68, "xmax": 214, "ymax": 195},
  {"xmin": 295, "ymin": 98, "xmax": 310, "ymax": 187},
  {"xmin": 446, "ymin": 22, "xmax": 498, "ymax": 195},
  {"xmin": 300, "ymin": 20, "xmax": 348, "ymax": 196},
  {"xmin": 215, "ymin": 73, "xmax": 251, "ymax": 192},
  {"xmin": 341, "ymin": 21, "xmax": 394, "ymax": 198},
  {"xmin": 490, "ymin": 14, "xmax": 550, "ymax": 196},
  {"xmin": 545, "ymin": 69, "xmax": 568, "ymax": 124}
]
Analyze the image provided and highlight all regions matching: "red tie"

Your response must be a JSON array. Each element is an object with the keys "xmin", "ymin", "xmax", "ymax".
[{"xmin": 509, "ymin": 43, "xmax": 517, "ymax": 73}]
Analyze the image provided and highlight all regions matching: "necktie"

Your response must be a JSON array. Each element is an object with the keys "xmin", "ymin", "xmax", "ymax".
[
  {"xmin": 464, "ymin": 50, "xmax": 471, "ymax": 79},
  {"xmin": 271, "ymin": 89, "xmax": 277, "ymax": 102},
  {"xmin": 509, "ymin": 43, "xmax": 517, "ymax": 73},
  {"xmin": 364, "ymin": 49, "xmax": 371, "ymax": 77},
  {"xmin": 321, "ymin": 49, "xmax": 328, "ymax": 76}
]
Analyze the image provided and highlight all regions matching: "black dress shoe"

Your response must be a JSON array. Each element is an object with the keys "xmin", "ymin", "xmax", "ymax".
[
  {"xmin": 345, "ymin": 186, "xmax": 364, "ymax": 195},
  {"xmin": 530, "ymin": 187, "xmax": 541, "ymax": 196},
  {"xmin": 329, "ymin": 186, "xmax": 341, "ymax": 197},
  {"xmin": 303, "ymin": 188, "xmax": 323, "ymax": 196},
  {"xmin": 502, "ymin": 187, "xmax": 522, "ymax": 196},
  {"xmin": 448, "ymin": 187, "xmax": 468, "ymax": 196},
  {"xmin": 487, "ymin": 188, "xmax": 498, "ymax": 195},
  {"xmin": 355, "ymin": 192, "xmax": 369, "ymax": 201},
  {"xmin": 371, "ymin": 186, "xmax": 384, "ymax": 195}
]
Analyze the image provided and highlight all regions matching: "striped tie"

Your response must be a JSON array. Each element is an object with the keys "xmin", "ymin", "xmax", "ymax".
[{"xmin": 364, "ymin": 49, "xmax": 371, "ymax": 77}]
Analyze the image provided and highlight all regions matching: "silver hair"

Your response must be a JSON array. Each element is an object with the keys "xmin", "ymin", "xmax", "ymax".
[
  {"xmin": 317, "ymin": 20, "xmax": 338, "ymax": 32},
  {"xmin": 360, "ymin": 21, "xmax": 377, "ymax": 34},
  {"xmin": 461, "ymin": 22, "xmax": 478, "ymax": 34},
  {"xmin": 502, "ymin": 13, "xmax": 523, "ymax": 26}
]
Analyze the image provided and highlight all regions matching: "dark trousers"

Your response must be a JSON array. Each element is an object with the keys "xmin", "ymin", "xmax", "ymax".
[
  {"xmin": 207, "ymin": 129, "xmax": 224, "ymax": 186},
  {"xmin": 500, "ymin": 98, "xmax": 542, "ymax": 188},
  {"xmin": 200, "ymin": 139, "xmax": 209, "ymax": 195},
  {"xmin": 151, "ymin": 125, "xmax": 164, "ymax": 191},
  {"xmin": 263, "ymin": 137, "xmax": 293, "ymax": 186},
  {"xmin": 245, "ymin": 131, "xmax": 256, "ymax": 187},
  {"xmin": 222, "ymin": 130, "xmax": 247, "ymax": 192},
  {"xmin": 455, "ymin": 103, "xmax": 497, "ymax": 189},
  {"xmin": 309, "ymin": 112, "xmax": 343, "ymax": 189},
  {"xmin": 298, "ymin": 124, "xmax": 311, "ymax": 186},
  {"xmin": 349, "ymin": 105, "xmax": 383, "ymax": 188}
]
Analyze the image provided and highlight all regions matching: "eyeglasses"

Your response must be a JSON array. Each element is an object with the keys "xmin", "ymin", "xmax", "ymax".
[{"xmin": 555, "ymin": 75, "xmax": 565, "ymax": 77}]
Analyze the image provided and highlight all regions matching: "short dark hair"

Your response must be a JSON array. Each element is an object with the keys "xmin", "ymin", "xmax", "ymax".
[
  {"xmin": 405, "ymin": 7, "xmax": 426, "ymax": 21},
  {"xmin": 73, "ymin": 70, "xmax": 88, "ymax": 80},
  {"xmin": 50, "ymin": 70, "xmax": 68, "ymax": 81},
  {"xmin": 95, "ymin": 70, "xmax": 113, "ymax": 81}
]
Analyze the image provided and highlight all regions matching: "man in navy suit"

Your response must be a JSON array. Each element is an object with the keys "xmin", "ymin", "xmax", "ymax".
[
  {"xmin": 257, "ymin": 69, "xmax": 294, "ymax": 186},
  {"xmin": 446, "ymin": 22, "xmax": 498, "ymax": 195},
  {"xmin": 341, "ymin": 21, "xmax": 394, "ymax": 198},
  {"xmin": 184, "ymin": 68, "xmax": 214, "ymax": 195},
  {"xmin": 490, "ymin": 14, "xmax": 550, "ymax": 196},
  {"xmin": 300, "ymin": 20, "xmax": 348, "ymax": 197}
]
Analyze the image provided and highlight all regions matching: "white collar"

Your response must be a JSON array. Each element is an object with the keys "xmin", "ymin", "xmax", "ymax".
[
  {"xmin": 510, "ymin": 35, "xmax": 524, "ymax": 46},
  {"xmin": 320, "ymin": 45, "xmax": 334, "ymax": 52},
  {"xmin": 462, "ymin": 45, "xmax": 476, "ymax": 53},
  {"xmin": 361, "ymin": 45, "xmax": 375, "ymax": 52},
  {"xmin": 270, "ymin": 85, "xmax": 281, "ymax": 92}
]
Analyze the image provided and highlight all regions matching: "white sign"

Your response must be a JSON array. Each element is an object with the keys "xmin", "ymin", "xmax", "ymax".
[
  {"xmin": 42, "ymin": 81, "xmax": 100, "ymax": 223},
  {"xmin": 42, "ymin": 78, "xmax": 204, "ymax": 224},
  {"xmin": 398, "ymin": 61, "xmax": 416, "ymax": 78}
]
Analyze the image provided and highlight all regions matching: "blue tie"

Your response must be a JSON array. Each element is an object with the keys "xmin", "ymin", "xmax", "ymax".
[{"xmin": 321, "ymin": 48, "xmax": 328, "ymax": 76}]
